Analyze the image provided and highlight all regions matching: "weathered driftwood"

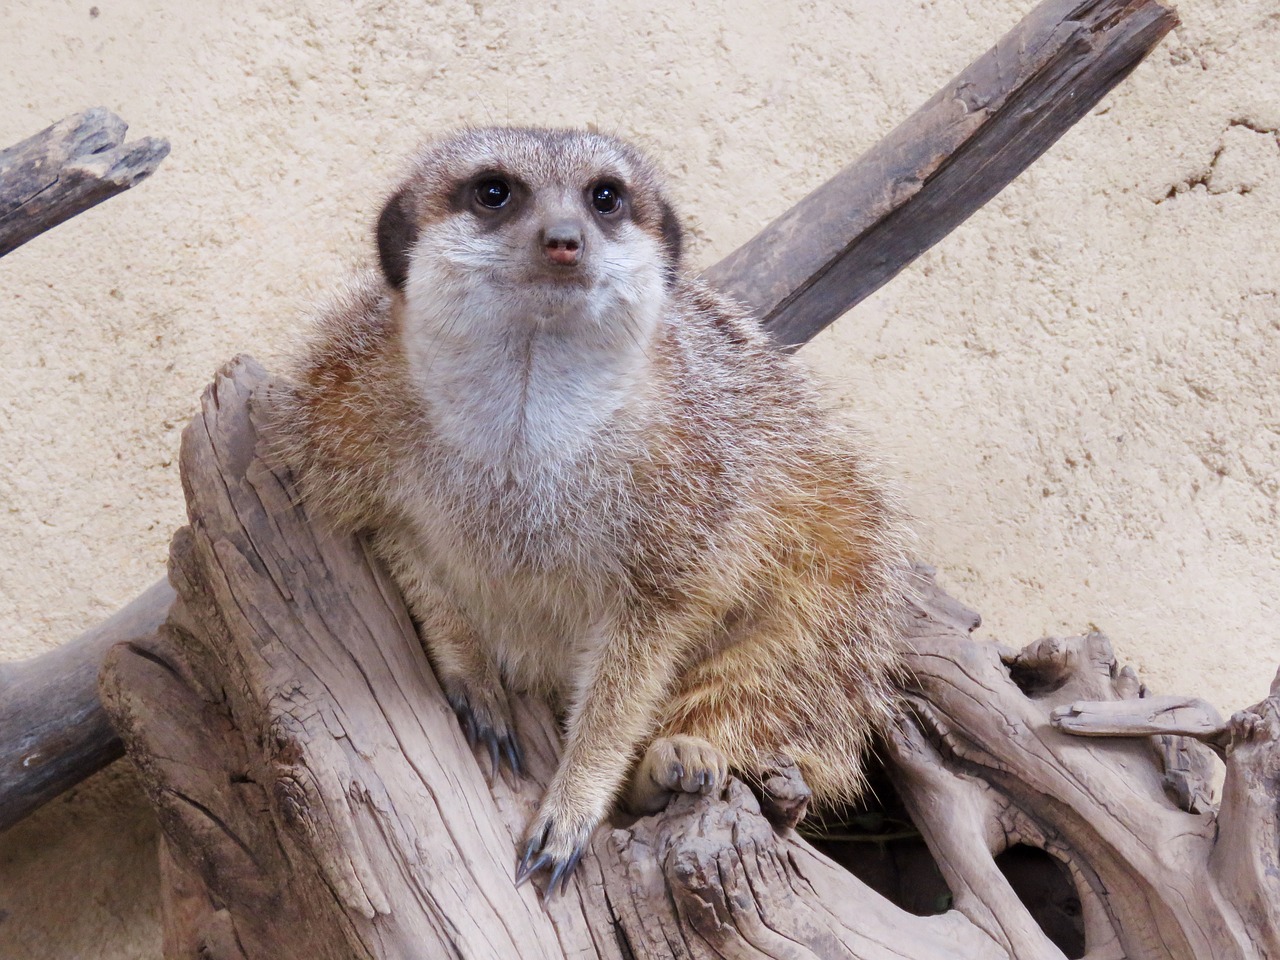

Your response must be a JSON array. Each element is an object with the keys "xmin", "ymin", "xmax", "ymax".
[
  {"xmin": 0, "ymin": 107, "xmax": 169, "ymax": 258},
  {"xmin": 99, "ymin": 357, "xmax": 1009, "ymax": 959},
  {"xmin": 0, "ymin": 578, "xmax": 172, "ymax": 831},
  {"xmin": 706, "ymin": 0, "xmax": 1179, "ymax": 350},
  {"xmin": 100, "ymin": 356, "xmax": 1280, "ymax": 959}
]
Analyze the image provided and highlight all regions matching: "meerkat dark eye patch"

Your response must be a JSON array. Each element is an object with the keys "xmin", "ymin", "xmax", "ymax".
[
  {"xmin": 657, "ymin": 199, "xmax": 684, "ymax": 284},
  {"xmin": 376, "ymin": 188, "xmax": 418, "ymax": 290}
]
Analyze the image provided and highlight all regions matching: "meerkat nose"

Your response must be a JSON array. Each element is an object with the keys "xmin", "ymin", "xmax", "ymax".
[{"xmin": 542, "ymin": 222, "xmax": 584, "ymax": 266}]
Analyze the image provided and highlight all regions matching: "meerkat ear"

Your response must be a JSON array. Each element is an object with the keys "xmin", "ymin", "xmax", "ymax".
[
  {"xmin": 376, "ymin": 188, "xmax": 418, "ymax": 290},
  {"xmin": 658, "ymin": 200, "xmax": 684, "ymax": 284}
]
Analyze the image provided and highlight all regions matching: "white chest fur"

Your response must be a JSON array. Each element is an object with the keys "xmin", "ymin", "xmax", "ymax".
[
  {"xmin": 388, "ymin": 275, "xmax": 666, "ymax": 692},
  {"xmin": 407, "ymin": 316, "xmax": 649, "ymax": 467}
]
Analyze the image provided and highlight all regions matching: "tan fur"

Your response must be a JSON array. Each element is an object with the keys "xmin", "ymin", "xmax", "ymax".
[{"xmin": 271, "ymin": 127, "xmax": 910, "ymax": 874}]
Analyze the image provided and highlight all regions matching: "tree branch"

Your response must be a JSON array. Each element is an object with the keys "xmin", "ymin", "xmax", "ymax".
[
  {"xmin": 0, "ymin": 107, "xmax": 169, "ymax": 258},
  {"xmin": 704, "ymin": 0, "xmax": 1179, "ymax": 350},
  {"xmin": 0, "ymin": 577, "xmax": 172, "ymax": 831}
]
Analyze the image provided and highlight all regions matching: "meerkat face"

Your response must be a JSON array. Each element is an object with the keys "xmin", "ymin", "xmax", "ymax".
[{"xmin": 376, "ymin": 127, "xmax": 684, "ymax": 348}]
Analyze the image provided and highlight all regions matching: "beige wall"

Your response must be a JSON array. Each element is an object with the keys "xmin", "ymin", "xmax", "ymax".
[{"xmin": 2, "ymin": 0, "xmax": 1277, "ymax": 955}]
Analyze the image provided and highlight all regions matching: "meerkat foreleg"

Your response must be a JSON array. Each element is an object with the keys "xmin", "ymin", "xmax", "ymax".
[
  {"xmin": 425, "ymin": 605, "xmax": 523, "ymax": 778},
  {"xmin": 516, "ymin": 607, "xmax": 691, "ymax": 893}
]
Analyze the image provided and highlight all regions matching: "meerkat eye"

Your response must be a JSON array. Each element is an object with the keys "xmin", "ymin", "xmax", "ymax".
[
  {"xmin": 591, "ymin": 183, "xmax": 622, "ymax": 215},
  {"xmin": 474, "ymin": 178, "xmax": 511, "ymax": 209}
]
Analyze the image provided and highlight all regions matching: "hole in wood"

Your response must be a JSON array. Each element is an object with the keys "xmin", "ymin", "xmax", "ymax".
[
  {"xmin": 1006, "ymin": 652, "xmax": 1072, "ymax": 698},
  {"xmin": 994, "ymin": 844, "xmax": 1085, "ymax": 958},
  {"xmin": 803, "ymin": 766, "xmax": 954, "ymax": 917}
]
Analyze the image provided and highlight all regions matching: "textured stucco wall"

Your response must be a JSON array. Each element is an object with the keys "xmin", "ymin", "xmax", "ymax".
[{"xmin": 2, "ymin": 0, "xmax": 1277, "ymax": 956}]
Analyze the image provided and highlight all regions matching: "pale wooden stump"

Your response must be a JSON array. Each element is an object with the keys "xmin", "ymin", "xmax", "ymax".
[{"xmin": 99, "ymin": 357, "xmax": 1280, "ymax": 959}]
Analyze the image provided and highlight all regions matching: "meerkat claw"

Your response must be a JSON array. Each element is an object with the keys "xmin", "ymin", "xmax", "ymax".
[
  {"xmin": 515, "ymin": 824, "xmax": 551, "ymax": 887},
  {"xmin": 449, "ymin": 693, "xmax": 525, "ymax": 779},
  {"xmin": 514, "ymin": 819, "xmax": 590, "ymax": 895},
  {"xmin": 486, "ymin": 736, "xmax": 501, "ymax": 779},
  {"xmin": 515, "ymin": 850, "xmax": 552, "ymax": 888},
  {"xmin": 454, "ymin": 702, "xmax": 479, "ymax": 748},
  {"xmin": 548, "ymin": 847, "xmax": 585, "ymax": 897},
  {"xmin": 501, "ymin": 733, "xmax": 524, "ymax": 778}
]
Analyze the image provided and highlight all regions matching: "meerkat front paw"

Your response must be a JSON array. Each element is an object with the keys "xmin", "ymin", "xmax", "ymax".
[
  {"xmin": 445, "ymin": 681, "xmax": 524, "ymax": 779},
  {"xmin": 514, "ymin": 799, "xmax": 597, "ymax": 896},
  {"xmin": 626, "ymin": 735, "xmax": 729, "ymax": 814}
]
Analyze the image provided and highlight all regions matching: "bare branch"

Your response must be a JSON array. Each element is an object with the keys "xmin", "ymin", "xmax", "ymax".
[
  {"xmin": 704, "ymin": 0, "xmax": 1179, "ymax": 350},
  {"xmin": 0, "ymin": 107, "xmax": 169, "ymax": 258},
  {"xmin": 0, "ymin": 578, "xmax": 171, "ymax": 831}
]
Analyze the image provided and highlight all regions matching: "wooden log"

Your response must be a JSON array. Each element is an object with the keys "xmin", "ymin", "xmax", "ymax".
[
  {"xmin": 100, "ymin": 356, "xmax": 1016, "ymax": 959},
  {"xmin": 704, "ymin": 0, "xmax": 1179, "ymax": 350},
  {"xmin": 0, "ymin": 107, "xmax": 169, "ymax": 258},
  {"xmin": 99, "ymin": 357, "xmax": 1280, "ymax": 958},
  {"xmin": 0, "ymin": 577, "xmax": 172, "ymax": 831}
]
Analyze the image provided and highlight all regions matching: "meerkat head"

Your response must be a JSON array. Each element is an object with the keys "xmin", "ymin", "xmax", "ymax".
[{"xmin": 375, "ymin": 127, "xmax": 684, "ymax": 353}]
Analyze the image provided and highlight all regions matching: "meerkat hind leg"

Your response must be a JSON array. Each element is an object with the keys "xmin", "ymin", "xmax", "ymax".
[{"xmin": 626, "ymin": 734, "xmax": 729, "ymax": 815}]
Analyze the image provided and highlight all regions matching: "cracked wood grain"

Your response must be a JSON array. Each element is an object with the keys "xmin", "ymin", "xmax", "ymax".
[
  {"xmin": 1052, "ymin": 694, "xmax": 1227, "ymax": 742},
  {"xmin": 102, "ymin": 357, "xmax": 1019, "ymax": 959},
  {"xmin": 0, "ymin": 107, "xmax": 168, "ymax": 258}
]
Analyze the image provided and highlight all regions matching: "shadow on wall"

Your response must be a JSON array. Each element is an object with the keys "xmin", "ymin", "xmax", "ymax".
[
  {"xmin": 807, "ymin": 765, "xmax": 1086, "ymax": 960},
  {"xmin": 0, "ymin": 765, "xmax": 160, "ymax": 960}
]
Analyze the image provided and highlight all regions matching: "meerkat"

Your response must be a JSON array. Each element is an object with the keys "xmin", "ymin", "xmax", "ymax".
[{"xmin": 273, "ymin": 127, "xmax": 910, "ymax": 893}]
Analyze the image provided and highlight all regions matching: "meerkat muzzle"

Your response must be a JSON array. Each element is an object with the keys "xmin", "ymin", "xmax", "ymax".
[{"xmin": 542, "ymin": 221, "xmax": 584, "ymax": 266}]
